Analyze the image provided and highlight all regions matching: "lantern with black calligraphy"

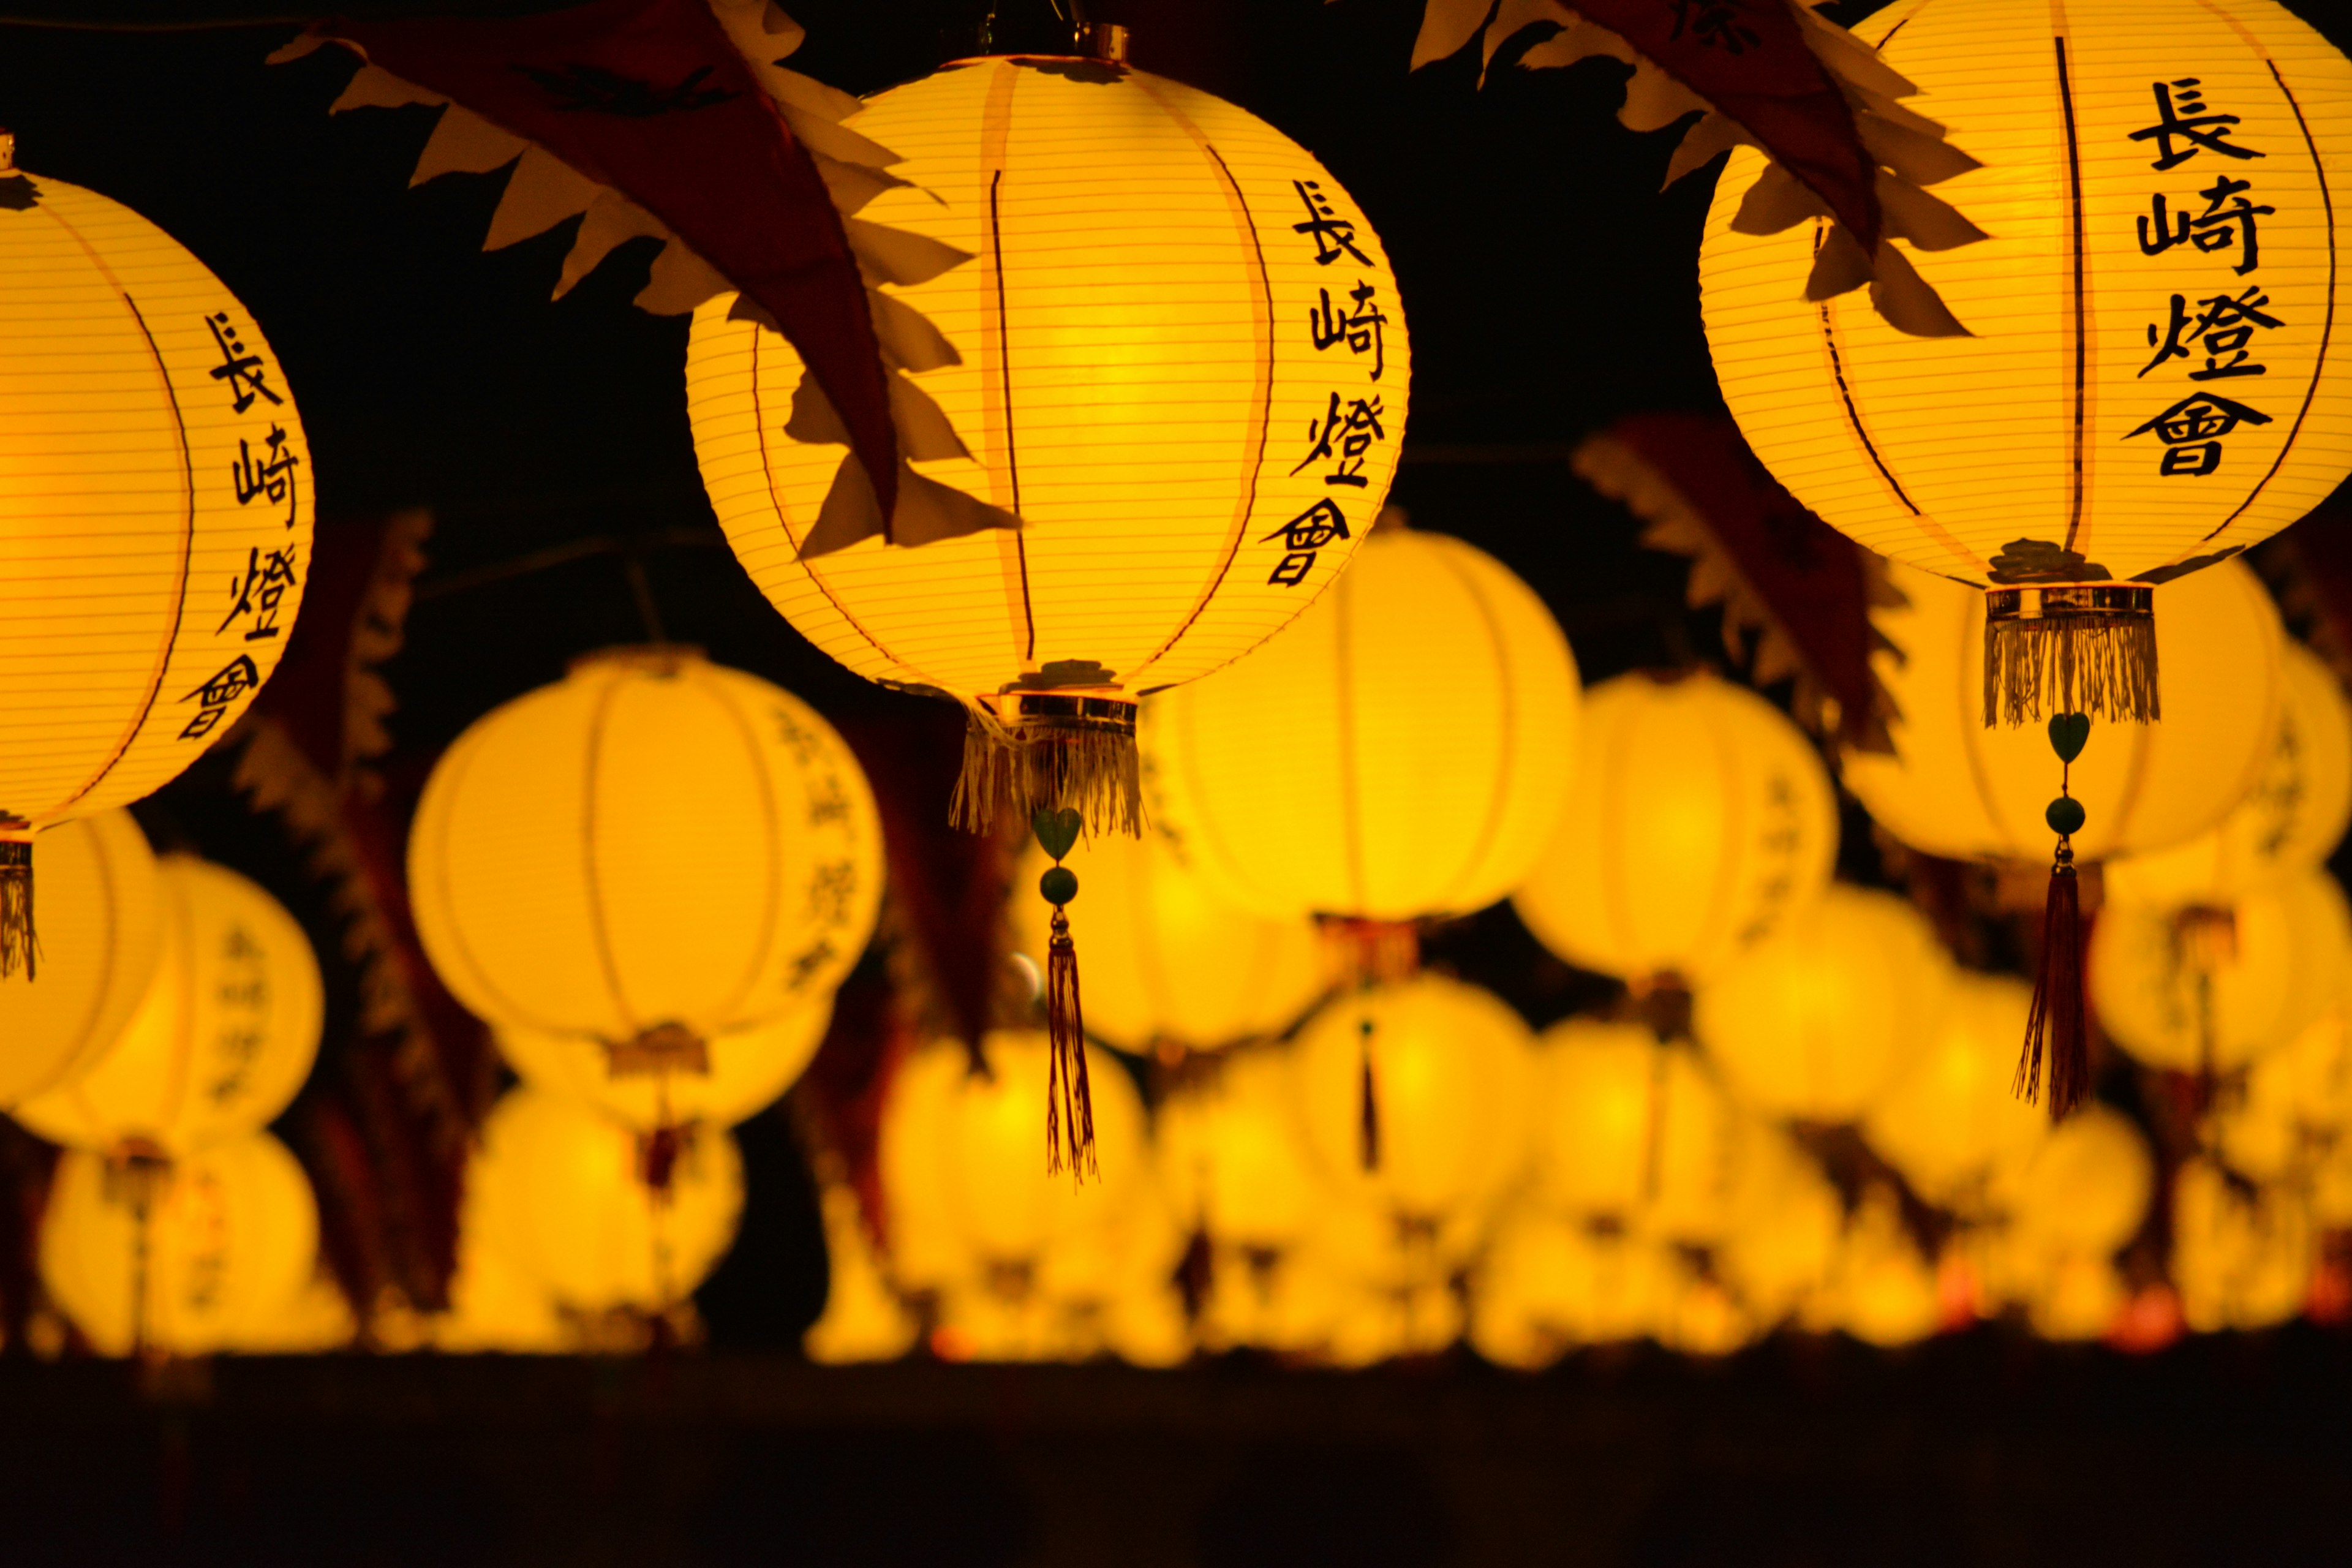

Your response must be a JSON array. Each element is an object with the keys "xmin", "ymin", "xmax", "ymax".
[
  {"xmin": 1700, "ymin": 0, "xmax": 2352, "ymax": 1113},
  {"xmin": 0, "ymin": 138, "xmax": 313, "ymax": 976}
]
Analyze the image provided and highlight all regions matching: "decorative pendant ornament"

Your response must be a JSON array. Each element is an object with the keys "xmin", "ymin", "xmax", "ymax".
[
  {"xmin": 1030, "ymin": 806, "xmax": 1095, "ymax": 1182},
  {"xmin": 1700, "ymin": 0, "xmax": 2352, "ymax": 726},
  {"xmin": 2019, "ymin": 713, "xmax": 2094, "ymax": 1117}
]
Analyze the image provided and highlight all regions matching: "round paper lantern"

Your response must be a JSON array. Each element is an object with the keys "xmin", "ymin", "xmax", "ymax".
[
  {"xmin": 686, "ymin": 54, "xmax": 1409, "ymax": 832},
  {"xmin": 1472, "ymin": 1210, "xmax": 1686, "ymax": 1362},
  {"xmin": 494, "ymin": 998, "xmax": 831, "ymax": 1134},
  {"xmin": 1994, "ymin": 1104, "xmax": 2156, "ymax": 1258},
  {"xmin": 1144, "ymin": 527, "xmax": 1578, "ymax": 922},
  {"xmin": 0, "ymin": 812, "xmax": 161, "ymax": 1107},
  {"xmin": 410, "ymin": 649, "xmax": 882, "ymax": 1056},
  {"xmin": 435, "ymin": 1223, "xmax": 571, "ymax": 1354},
  {"xmin": 1714, "ymin": 1134, "xmax": 1844, "ymax": 1321},
  {"xmin": 0, "ymin": 151, "xmax": 314, "ymax": 974},
  {"xmin": 2090, "ymin": 869, "xmax": 2352, "ymax": 1072},
  {"xmin": 1844, "ymin": 560, "xmax": 2286, "ymax": 864},
  {"xmin": 1861, "ymin": 973, "xmax": 2049, "ymax": 1208},
  {"xmin": 1531, "ymin": 1019, "xmax": 1762, "ymax": 1245},
  {"xmin": 1701, "ymin": 0, "xmax": 2352, "ymax": 725},
  {"xmin": 2107, "ymin": 642, "xmax": 2352, "ymax": 907},
  {"xmin": 470, "ymin": 1088, "xmax": 744, "ymax": 1313},
  {"xmin": 1815, "ymin": 1188, "xmax": 1942, "ymax": 1348},
  {"xmin": 1011, "ymin": 829, "xmax": 1325, "ymax": 1054},
  {"xmin": 1294, "ymin": 976, "xmax": 1539, "ymax": 1224},
  {"xmin": 1693, "ymin": 886, "xmax": 1953, "ymax": 1122},
  {"xmin": 2173, "ymin": 1157, "xmax": 2315, "ymax": 1332},
  {"xmin": 1514, "ymin": 671, "xmax": 1837, "ymax": 986},
  {"xmin": 874, "ymin": 1039, "xmax": 982, "ymax": 1293},
  {"xmin": 1156, "ymin": 1047, "xmax": 1325, "ymax": 1253},
  {"xmin": 804, "ymin": 1184, "xmax": 919, "ymax": 1366},
  {"xmin": 2245, "ymin": 1003, "xmax": 2352, "ymax": 1138},
  {"xmin": 930, "ymin": 1030, "xmax": 1149, "ymax": 1267},
  {"xmin": 17, "ymin": 856, "xmax": 322, "ymax": 1157},
  {"xmin": 39, "ymin": 1131, "xmax": 317, "ymax": 1357}
]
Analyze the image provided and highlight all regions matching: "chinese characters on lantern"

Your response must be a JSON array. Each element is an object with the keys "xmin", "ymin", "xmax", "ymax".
[
  {"xmin": 2124, "ymin": 78, "xmax": 2281, "ymax": 479},
  {"xmin": 181, "ymin": 308, "xmax": 307, "ymax": 740},
  {"xmin": 773, "ymin": 704, "xmax": 862, "ymax": 993},
  {"xmin": 204, "ymin": 922, "xmax": 269, "ymax": 1107},
  {"xmin": 1273, "ymin": 182, "xmax": 1393, "ymax": 586},
  {"xmin": 1733, "ymin": 772, "xmax": 1806, "ymax": 946}
]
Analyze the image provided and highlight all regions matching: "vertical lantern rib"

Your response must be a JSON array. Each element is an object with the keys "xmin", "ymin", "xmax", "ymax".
[
  {"xmin": 2201, "ymin": 56, "xmax": 2337, "ymax": 544},
  {"xmin": 2052, "ymin": 31, "xmax": 2092, "ymax": 559},
  {"xmin": 747, "ymin": 320, "xmax": 910, "ymax": 680},
  {"xmin": 1120, "ymin": 95, "xmax": 1277, "ymax": 689},
  {"xmin": 699, "ymin": 672, "xmax": 790, "ymax": 1025},
  {"xmin": 42, "ymin": 273, "xmax": 196, "ymax": 821},
  {"xmin": 578, "ymin": 672, "xmax": 642, "ymax": 1039},
  {"xmin": 1425, "ymin": 544, "xmax": 1518, "ymax": 914},
  {"xmin": 987, "ymin": 166, "xmax": 1038, "ymax": 664}
]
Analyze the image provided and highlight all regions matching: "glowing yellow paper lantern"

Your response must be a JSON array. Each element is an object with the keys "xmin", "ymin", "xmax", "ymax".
[
  {"xmin": 1156, "ymin": 1046, "xmax": 1326, "ymax": 1253},
  {"xmin": 1143, "ymin": 527, "xmax": 1578, "ymax": 922},
  {"xmin": 1861, "ymin": 973, "xmax": 2048, "ymax": 1209},
  {"xmin": 1515, "ymin": 671, "xmax": 1837, "ymax": 986},
  {"xmin": 1702, "ymin": 0, "xmax": 2352, "ymax": 724},
  {"xmin": 1994, "ymin": 1104, "xmax": 2155, "ymax": 1259},
  {"xmin": 470, "ymin": 1088, "xmax": 744, "ymax": 1313},
  {"xmin": 17, "ymin": 856, "xmax": 322, "ymax": 1157},
  {"xmin": 39, "ymin": 1131, "xmax": 318, "ymax": 1357},
  {"xmin": 494, "ymin": 999, "xmax": 831, "ymax": 1134},
  {"xmin": 1472, "ymin": 1209, "xmax": 1687, "ymax": 1362},
  {"xmin": 434, "ymin": 1223, "xmax": 572, "ymax": 1354},
  {"xmin": 1011, "ymin": 830, "xmax": 1325, "ymax": 1054},
  {"xmin": 804, "ymin": 1185, "xmax": 919, "ymax": 1366},
  {"xmin": 1694, "ymin": 885, "xmax": 1952, "ymax": 1122},
  {"xmin": 1714, "ymin": 1134, "xmax": 1845, "ymax": 1322},
  {"xmin": 2106, "ymin": 641, "xmax": 2352, "ymax": 906},
  {"xmin": 2090, "ymin": 869, "xmax": 2352, "ymax": 1072},
  {"xmin": 1531, "ymin": 1019, "xmax": 1762, "ymax": 1245},
  {"xmin": 0, "ymin": 812, "xmax": 161, "ymax": 1107},
  {"xmin": 0, "ymin": 148, "xmax": 314, "ymax": 973},
  {"xmin": 1812, "ymin": 1187, "xmax": 1943, "ymax": 1348},
  {"xmin": 2244, "ymin": 1002, "xmax": 2352, "ymax": 1139},
  {"xmin": 687, "ymin": 55, "xmax": 1409, "ymax": 826},
  {"xmin": 409, "ymin": 649, "xmax": 881, "ymax": 1054},
  {"xmin": 2173, "ymin": 1158, "xmax": 2315, "ymax": 1332},
  {"xmin": 1845, "ymin": 561, "xmax": 2286, "ymax": 863},
  {"xmin": 1293, "ymin": 976, "xmax": 1539, "ymax": 1223},
  {"xmin": 873, "ymin": 1038, "xmax": 982, "ymax": 1293}
]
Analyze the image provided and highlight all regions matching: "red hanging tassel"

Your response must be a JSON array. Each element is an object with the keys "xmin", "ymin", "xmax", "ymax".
[
  {"xmin": 1044, "ymin": 908, "xmax": 1096, "ymax": 1181},
  {"xmin": 1357, "ymin": 1016, "xmax": 1380, "ymax": 1172},
  {"xmin": 0, "ymin": 840, "xmax": 33, "ymax": 980},
  {"xmin": 2018, "ymin": 846, "xmax": 2089, "ymax": 1117}
]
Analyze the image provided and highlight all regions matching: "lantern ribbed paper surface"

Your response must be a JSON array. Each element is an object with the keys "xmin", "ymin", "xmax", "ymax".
[
  {"xmin": 0, "ymin": 811, "xmax": 160, "ymax": 1106},
  {"xmin": 39, "ymin": 1132, "xmax": 317, "ymax": 1357},
  {"xmin": 409, "ymin": 649, "xmax": 881, "ymax": 1050},
  {"xmin": 685, "ymin": 56, "xmax": 1408, "ymax": 829},
  {"xmin": 17, "ymin": 856, "xmax": 322, "ymax": 1157},
  {"xmin": 1700, "ymin": 0, "xmax": 2352, "ymax": 722},
  {"xmin": 1142, "ymin": 529, "xmax": 1578, "ymax": 922},
  {"xmin": 2106, "ymin": 640, "xmax": 2352, "ymax": 906},
  {"xmin": 1844, "ymin": 559, "xmax": 2284, "ymax": 862},
  {"xmin": 1513, "ymin": 671, "xmax": 1837, "ymax": 986},
  {"xmin": 1011, "ymin": 830, "xmax": 1324, "ymax": 1053},
  {"xmin": 0, "ymin": 162, "xmax": 312, "ymax": 954}
]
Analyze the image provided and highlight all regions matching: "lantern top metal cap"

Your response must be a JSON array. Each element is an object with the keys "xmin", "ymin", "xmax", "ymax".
[
  {"xmin": 0, "ymin": 132, "xmax": 15, "ymax": 175},
  {"xmin": 1081, "ymin": 22, "xmax": 1129, "ymax": 62}
]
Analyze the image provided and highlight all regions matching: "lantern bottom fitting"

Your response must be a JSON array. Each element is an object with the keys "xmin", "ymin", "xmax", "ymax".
[
  {"xmin": 954, "ymin": 690, "xmax": 1142, "ymax": 838},
  {"xmin": 1982, "ymin": 586, "xmax": 2158, "ymax": 729}
]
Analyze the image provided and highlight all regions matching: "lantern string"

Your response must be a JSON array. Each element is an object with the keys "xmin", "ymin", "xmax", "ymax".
[
  {"xmin": 1357, "ymin": 1014, "xmax": 1379, "ymax": 1174},
  {"xmin": 2018, "ymin": 721, "xmax": 2091, "ymax": 1118}
]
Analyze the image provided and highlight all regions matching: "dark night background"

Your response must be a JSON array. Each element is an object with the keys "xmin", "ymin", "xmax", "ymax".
[{"xmin": 1, "ymin": 0, "xmax": 2351, "ymax": 1562}]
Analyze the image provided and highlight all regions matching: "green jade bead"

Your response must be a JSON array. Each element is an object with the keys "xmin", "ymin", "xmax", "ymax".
[
  {"xmin": 1039, "ymin": 865, "xmax": 1079, "ymax": 907},
  {"xmin": 2045, "ymin": 795, "xmax": 2087, "ymax": 836}
]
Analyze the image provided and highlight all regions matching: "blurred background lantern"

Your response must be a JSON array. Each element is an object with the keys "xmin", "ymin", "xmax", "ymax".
[
  {"xmin": 1861, "ymin": 973, "xmax": 2048, "ymax": 1212},
  {"xmin": 1844, "ymin": 560, "xmax": 2288, "ymax": 864},
  {"xmin": 1142, "ymin": 527, "xmax": 1578, "ymax": 924},
  {"xmin": 0, "ymin": 812, "xmax": 161, "ymax": 1107},
  {"xmin": 16, "ymin": 855, "xmax": 322, "ymax": 1158},
  {"xmin": 2090, "ymin": 869, "xmax": 2352, "ymax": 1073},
  {"xmin": 1810, "ymin": 1186, "xmax": 1942, "ymax": 1349},
  {"xmin": 1471, "ymin": 1208, "xmax": 1687, "ymax": 1366},
  {"xmin": 2106, "ymin": 642, "xmax": 2352, "ymax": 907},
  {"xmin": 1989, "ymin": 1104, "xmax": 2157, "ymax": 1264},
  {"xmin": 469, "ymin": 1087, "xmax": 745, "ymax": 1316},
  {"xmin": 1011, "ymin": 830, "xmax": 1325, "ymax": 1057},
  {"xmin": 493, "ymin": 1000, "xmax": 832, "ymax": 1134},
  {"xmin": 1693, "ymin": 885, "xmax": 1953, "ymax": 1123},
  {"xmin": 1514, "ymin": 669, "xmax": 1837, "ymax": 987},
  {"xmin": 1530, "ymin": 1018, "xmax": 1760, "ymax": 1246},
  {"xmin": 803, "ymin": 1184, "xmax": 921, "ymax": 1368},
  {"xmin": 39, "ymin": 1131, "xmax": 319, "ymax": 1357},
  {"xmin": 409, "ymin": 648, "xmax": 881, "ymax": 1055},
  {"xmin": 1156, "ymin": 1046, "xmax": 1326, "ymax": 1256},
  {"xmin": 2173, "ymin": 1157, "xmax": 2317, "ymax": 1333},
  {"xmin": 0, "ymin": 151, "xmax": 314, "ymax": 974},
  {"xmin": 1713, "ymin": 1135, "xmax": 1846, "ymax": 1327},
  {"xmin": 1700, "ymin": 0, "xmax": 2352, "ymax": 724},
  {"xmin": 686, "ymin": 51, "xmax": 1409, "ymax": 835}
]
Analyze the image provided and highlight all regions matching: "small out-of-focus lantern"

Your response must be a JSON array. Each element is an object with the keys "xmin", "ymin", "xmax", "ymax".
[
  {"xmin": 494, "ymin": 1000, "xmax": 831, "ymax": 1134},
  {"xmin": 1156, "ymin": 1047, "xmax": 1326, "ymax": 1254},
  {"xmin": 0, "ymin": 812, "xmax": 162, "ymax": 1107},
  {"xmin": 1514, "ymin": 670, "xmax": 1836, "ymax": 988},
  {"xmin": 2172, "ymin": 1157, "xmax": 2316, "ymax": 1333},
  {"xmin": 17, "ymin": 856, "xmax": 322, "ymax": 1158},
  {"xmin": 0, "ymin": 144, "xmax": 314, "ymax": 976},
  {"xmin": 409, "ymin": 649, "xmax": 881, "ymax": 1059},
  {"xmin": 1861, "ymin": 973, "xmax": 2048, "ymax": 1210},
  {"xmin": 1991, "ymin": 1104, "xmax": 2157, "ymax": 1262}
]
